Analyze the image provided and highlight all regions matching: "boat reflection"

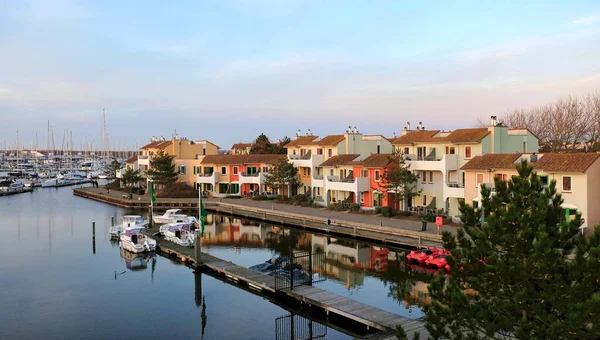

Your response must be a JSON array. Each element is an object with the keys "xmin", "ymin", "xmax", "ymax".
[{"xmin": 120, "ymin": 248, "xmax": 156, "ymax": 272}]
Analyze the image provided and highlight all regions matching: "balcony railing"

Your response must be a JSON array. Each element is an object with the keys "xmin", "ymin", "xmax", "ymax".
[
  {"xmin": 446, "ymin": 182, "xmax": 465, "ymax": 188},
  {"xmin": 138, "ymin": 155, "xmax": 149, "ymax": 160},
  {"xmin": 289, "ymin": 154, "xmax": 312, "ymax": 160},
  {"xmin": 313, "ymin": 175, "xmax": 324, "ymax": 180},
  {"xmin": 404, "ymin": 154, "xmax": 442, "ymax": 161},
  {"xmin": 240, "ymin": 172, "xmax": 260, "ymax": 177},
  {"xmin": 199, "ymin": 172, "xmax": 214, "ymax": 177}
]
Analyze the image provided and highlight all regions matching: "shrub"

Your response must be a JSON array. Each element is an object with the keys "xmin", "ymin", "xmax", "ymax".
[
  {"xmin": 424, "ymin": 214, "xmax": 436, "ymax": 222},
  {"xmin": 403, "ymin": 211, "xmax": 412, "ymax": 217},
  {"xmin": 380, "ymin": 206, "xmax": 394, "ymax": 217},
  {"xmin": 349, "ymin": 203, "xmax": 361, "ymax": 212},
  {"xmin": 158, "ymin": 182, "xmax": 198, "ymax": 198},
  {"xmin": 375, "ymin": 207, "xmax": 382, "ymax": 214}
]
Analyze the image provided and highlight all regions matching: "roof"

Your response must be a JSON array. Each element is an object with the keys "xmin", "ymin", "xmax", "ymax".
[
  {"xmin": 533, "ymin": 153, "xmax": 600, "ymax": 172},
  {"xmin": 319, "ymin": 154, "xmax": 360, "ymax": 167},
  {"xmin": 200, "ymin": 154, "xmax": 285, "ymax": 165},
  {"xmin": 390, "ymin": 130, "xmax": 441, "ymax": 144},
  {"xmin": 316, "ymin": 135, "xmax": 346, "ymax": 146},
  {"xmin": 285, "ymin": 136, "xmax": 319, "ymax": 148},
  {"xmin": 125, "ymin": 155, "xmax": 138, "ymax": 164},
  {"xmin": 140, "ymin": 140, "xmax": 172, "ymax": 150},
  {"xmin": 461, "ymin": 153, "xmax": 600, "ymax": 173},
  {"xmin": 391, "ymin": 128, "xmax": 490, "ymax": 145},
  {"xmin": 360, "ymin": 154, "xmax": 396, "ymax": 168},
  {"xmin": 231, "ymin": 143, "xmax": 252, "ymax": 150},
  {"xmin": 460, "ymin": 154, "xmax": 522, "ymax": 171}
]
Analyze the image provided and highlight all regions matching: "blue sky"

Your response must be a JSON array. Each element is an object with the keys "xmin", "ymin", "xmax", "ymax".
[{"xmin": 1, "ymin": 0, "xmax": 600, "ymax": 151}]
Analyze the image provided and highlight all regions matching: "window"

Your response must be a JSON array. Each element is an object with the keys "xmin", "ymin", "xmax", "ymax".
[
  {"xmin": 562, "ymin": 176, "xmax": 571, "ymax": 192},
  {"xmin": 330, "ymin": 169, "xmax": 334, "ymax": 176},
  {"xmin": 193, "ymin": 166, "xmax": 197, "ymax": 175},
  {"xmin": 180, "ymin": 166, "xmax": 186, "ymax": 174},
  {"xmin": 377, "ymin": 145, "xmax": 381, "ymax": 154},
  {"xmin": 374, "ymin": 170, "xmax": 380, "ymax": 181},
  {"xmin": 360, "ymin": 192, "xmax": 364, "ymax": 203},
  {"xmin": 144, "ymin": 165, "xmax": 148, "ymax": 171},
  {"xmin": 262, "ymin": 166, "xmax": 269, "ymax": 173},
  {"xmin": 539, "ymin": 175, "xmax": 549, "ymax": 186},
  {"xmin": 429, "ymin": 171, "xmax": 434, "ymax": 183},
  {"xmin": 233, "ymin": 167, "xmax": 238, "ymax": 175},
  {"xmin": 473, "ymin": 200, "xmax": 479, "ymax": 209},
  {"xmin": 421, "ymin": 171, "xmax": 427, "ymax": 183},
  {"xmin": 303, "ymin": 168, "xmax": 308, "ymax": 176},
  {"xmin": 423, "ymin": 195, "xmax": 427, "ymax": 206},
  {"xmin": 404, "ymin": 147, "xmax": 409, "ymax": 155},
  {"xmin": 496, "ymin": 174, "xmax": 507, "ymax": 181},
  {"xmin": 362, "ymin": 170, "xmax": 368, "ymax": 177},
  {"xmin": 317, "ymin": 148, "xmax": 323, "ymax": 155},
  {"xmin": 476, "ymin": 173, "xmax": 484, "ymax": 187},
  {"xmin": 221, "ymin": 167, "xmax": 227, "ymax": 175},
  {"xmin": 247, "ymin": 166, "xmax": 257, "ymax": 175},
  {"xmin": 328, "ymin": 149, "xmax": 332, "ymax": 157},
  {"xmin": 465, "ymin": 146, "xmax": 472, "ymax": 159},
  {"xmin": 219, "ymin": 183, "xmax": 229, "ymax": 193},
  {"xmin": 202, "ymin": 148, "xmax": 206, "ymax": 155},
  {"xmin": 446, "ymin": 146, "xmax": 455, "ymax": 154}
]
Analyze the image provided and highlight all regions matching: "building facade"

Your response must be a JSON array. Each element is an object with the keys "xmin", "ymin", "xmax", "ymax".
[
  {"xmin": 390, "ymin": 118, "xmax": 539, "ymax": 217},
  {"xmin": 461, "ymin": 152, "xmax": 600, "ymax": 235}
]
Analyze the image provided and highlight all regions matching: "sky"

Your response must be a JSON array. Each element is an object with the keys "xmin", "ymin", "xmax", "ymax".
[{"xmin": 1, "ymin": 0, "xmax": 600, "ymax": 151}]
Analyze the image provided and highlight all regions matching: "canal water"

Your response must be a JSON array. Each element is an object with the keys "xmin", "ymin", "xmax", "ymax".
[{"xmin": 0, "ymin": 185, "xmax": 433, "ymax": 339}]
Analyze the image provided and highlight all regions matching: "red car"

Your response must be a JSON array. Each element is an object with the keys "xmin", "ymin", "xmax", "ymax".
[
  {"xmin": 407, "ymin": 248, "xmax": 435, "ymax": 263},
  {"xmin": 426, "ymin": 254, "xmax": 451, "ymax": 271}
]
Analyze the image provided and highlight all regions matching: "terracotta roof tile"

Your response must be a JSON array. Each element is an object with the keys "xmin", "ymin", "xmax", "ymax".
[
  {"xmin": 460, "ymin": 154, "xmax": 522, "ymax": 171},
  {"xmin": 285, "ymin": 136, "xmax": 319, "ymax": 148},
  {"xmin": 390, "ymin": 130, "xmax": 441, "ymax": 144},
  {"xmin": 461, "ymin": 153, "xmax": 600, "ymax": 173},
  {"xmin": 125, "ymin": 155, "xmax": 138, "ymax": 164},
  {"xmin": 141, "ymin": 140, "xmax": 172, "ymax": 149},
  {"xmin": 318, "ymin": 154, "xmax": 360, "ymax": 167},
  {"xmin": 533, "ymin": 153, "xmax": 600, "ymax": 172},
  {"xmin": 316, "ymin": 135, "xmax": 346, "ymax": 146},
  {"xmin": 360, "ymin": 154, "xmax": 396, "ymax": 168},
  {"xmin": 200, "ymin": 154, "xmax": 285, "ymax": 165},
  {"xmin": 391, "ymin": 128, "xmax": 490, "ymax": 145}
]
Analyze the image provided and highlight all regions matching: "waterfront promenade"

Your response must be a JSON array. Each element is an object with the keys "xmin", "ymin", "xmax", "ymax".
[{"xmin": 74, "ymin": 187, "xmax": 457, "ymax": 235}]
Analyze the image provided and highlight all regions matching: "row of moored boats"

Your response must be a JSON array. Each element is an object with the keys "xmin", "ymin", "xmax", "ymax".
[{"xmin": 109, "ymin": 209, "xmax": 199, "ymax": 254}]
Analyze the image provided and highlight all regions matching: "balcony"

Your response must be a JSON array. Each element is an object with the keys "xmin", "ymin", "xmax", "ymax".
[
  {"xmin": 312, "ymin": 175, "xmax": 324, "ymax": 187},
  {"xmin": 239, "ymin": 172, "xmax": 265, "ymax": 184},
  {"xmin": 197, "ymin": 172, "xmax": 219, "ymax": 185},
  {"xmin": 405, "ymin": 153, "xmax": 458, "ymax": 172},
  {"xmin": 138, "ymin": 155, "xmax": 149, "ymax": 160},
  {"xmin": 444, "ymin": 182, "xmax": 465, "ymax": 198},
  {"xmin": 325, "ymin": 176, "xmax": 370, "ymax": 192},
  {"xmin": 288, "ymin": 153, "xmax": 324, "ymax": 169}
]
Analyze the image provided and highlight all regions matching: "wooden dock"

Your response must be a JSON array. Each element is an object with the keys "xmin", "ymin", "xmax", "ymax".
[
  {"xmin": 151, "ymin": 234, "xmax": 427, "ymax": 338},
  {"xmin": 0, "ymin": 187, "xmax": 34, "ymax": 196}
]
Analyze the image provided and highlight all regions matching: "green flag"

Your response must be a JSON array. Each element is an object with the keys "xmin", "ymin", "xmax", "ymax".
[
  {"xmin": 200, "ymin": 193, "xmax": 207, "ymax": 236},
  {"xmin": 149, "ymin": 182, "xmax": 156, "ymax": 204}
]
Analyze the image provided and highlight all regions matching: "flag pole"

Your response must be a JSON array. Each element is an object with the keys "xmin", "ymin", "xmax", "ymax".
[{"xmin": 195, "ymin": 183, "xmax": 202, "ymax": 265}]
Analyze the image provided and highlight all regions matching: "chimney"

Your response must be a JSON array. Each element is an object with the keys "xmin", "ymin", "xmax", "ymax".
[
  {"xmin": 490, "ymin": 116, "xmax": 497, "ymax": 126},
  {"xmin": 347, "ymin": 125, "xmax": 352, "ymax": 133},
  {"xmin": 307, "ymin": 129, "xmax": 312, "ymax": 136},
  {"xmin": 406, "ymin": 122, "xmax": 411, "ymax": 131},
  {"xmin": 418, "ymin": 122, "xmax": 423, "ymax": 131},
  {"xmin": 530, "ymin": 152, "xmax": 537, "ymax": 163},
  {"xmin": 295, "ymin": 129, "xmax": 301, "ymax": 139},
  {"xmin": 401, "ymin": 127, "xmax": 408, "ymax": 136}
]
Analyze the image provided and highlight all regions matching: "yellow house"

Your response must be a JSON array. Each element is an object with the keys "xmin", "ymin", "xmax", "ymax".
[
  {"xmin": 461, "ymin": 152, "xmax": 600, "ymax": 235},
  {"xmin": 137, "ymin": 137, "xmax": 220, "ymax": 187}
]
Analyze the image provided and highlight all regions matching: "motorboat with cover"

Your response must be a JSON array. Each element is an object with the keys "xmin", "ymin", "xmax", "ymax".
[
  {"xmin": 153, "ymin": 209, "xmax": 198, "ymax": 225},
  {"xmin": 110, "ymin": 215, "xmax": 149, "ymax": 239},
  {"xmin": 159, "ymin": 222, "xmax": 195, "ymax": 247},
  {"xmin": 119, "ymin": 226, "xmax": 156, "ymax": 253}
]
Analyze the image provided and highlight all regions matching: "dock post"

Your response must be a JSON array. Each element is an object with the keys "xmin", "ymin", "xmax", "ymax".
[
  {"xmin": 194, "ymin": 229, "xmax": 202, "ymax": 266},
  {"xmin": 308, "ymin": 250, "xmax": 313, "ymax": 286},
  {"xmin": 111, "ymin": 216, "xmax": 114, "ymax": 227},
  {"xmin": 92, "ymin": 221, "xmax": 96, "ymax": 254}
]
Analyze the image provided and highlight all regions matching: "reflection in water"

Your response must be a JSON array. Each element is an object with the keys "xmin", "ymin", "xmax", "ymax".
[
  {"xmin": 194, "ymin": 273, "xmax": 208, "ymax": 338},
  {"xmin": 119, "ymin": 248, "xmax": 156, "ymax": 272},
  {"xmin": 17, "ymin": 214, "xmax": 21, "ymax": 242},
  {"xmin": 275, "ymin": 313, "xmax": 327, "ymax": 340},
  {"xmin": 200, "ymin": 214, "xmax": 438, "ymax": 316}
]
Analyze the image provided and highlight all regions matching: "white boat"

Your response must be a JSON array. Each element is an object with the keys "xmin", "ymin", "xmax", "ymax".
[
  {"xmin": 153, "ymin": 209, "xmax": 198, "ymax": 225},
  {"xmin": 159, "ymin": 222, "xmax": 195, "ymax": 247},
  {"xmin": 87, "ymin": 171, "xmax": 99, "ymax": 179},
  {"xmin": 109, "ymin": 215, "xmax": 149, "ymax": 239},
  {"xmin": 119, "ymin": 226, "xmax": 156, "ymax": 253},
  {"xmin": 0, "ymin": 179, "xmax": 25, "ymax": 193},
  {"xmin": 98, "ymin": 173, "xmax": 108, "ymax": 179},
  {"xmin": 153, "ymin": 209, "xmax": 183, "ymax": 223}
]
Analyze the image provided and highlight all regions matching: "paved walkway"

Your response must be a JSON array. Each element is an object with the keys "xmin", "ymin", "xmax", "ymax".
[
  {"xmin": 77, "ymin": 186, "xmax": 457, "ymax": 236},
  {"xmin": 220, "ymin": 198, "xmax": 458, "ymax": 236}
]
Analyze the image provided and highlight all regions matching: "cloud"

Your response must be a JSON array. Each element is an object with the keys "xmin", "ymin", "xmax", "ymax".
[{"xmin": 572, "ymin": 15, "xmax": 600, "ymax": 26}]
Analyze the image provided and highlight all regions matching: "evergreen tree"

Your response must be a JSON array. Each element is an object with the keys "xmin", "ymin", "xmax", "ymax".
[
  {"xmin": 407, "ymin": 160, "xmax": 600, "ymax": 339},
  {"xmin": 250, "ymin": 133, "xmax": 275, "ymax": 154},
  {"xmin": 146, "ymin": 150, "xmax": 178, "ymax": 189},
  {"xmin": 122, "ymin": 167, "xmax": 142, "ymax": 192},
  {"xmin": 380, "ymin": 149, "xmax": 421, "ymax": 211},
  {"xmin": 263, "ymin": 158, "xmax": 300, "ymax": 198}
]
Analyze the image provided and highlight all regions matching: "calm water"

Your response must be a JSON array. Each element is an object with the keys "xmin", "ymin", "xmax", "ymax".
[{"xmin": 0, "ymin": 185, "xmax": 360, "ymax": 339}]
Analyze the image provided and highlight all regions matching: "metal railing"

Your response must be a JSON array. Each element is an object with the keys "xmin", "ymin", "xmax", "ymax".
[{"xmin": 240, "ymin": 172, "xmax": 260, "ymax": 177}]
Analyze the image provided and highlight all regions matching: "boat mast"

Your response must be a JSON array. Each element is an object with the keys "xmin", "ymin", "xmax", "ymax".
[
  {"xmin": 16, "ymin": 131, "xmax": 19, "ymax": 171},
  {"xmin": 102, "ymin": 109, "xmax": 110, "ymax": 163}
]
